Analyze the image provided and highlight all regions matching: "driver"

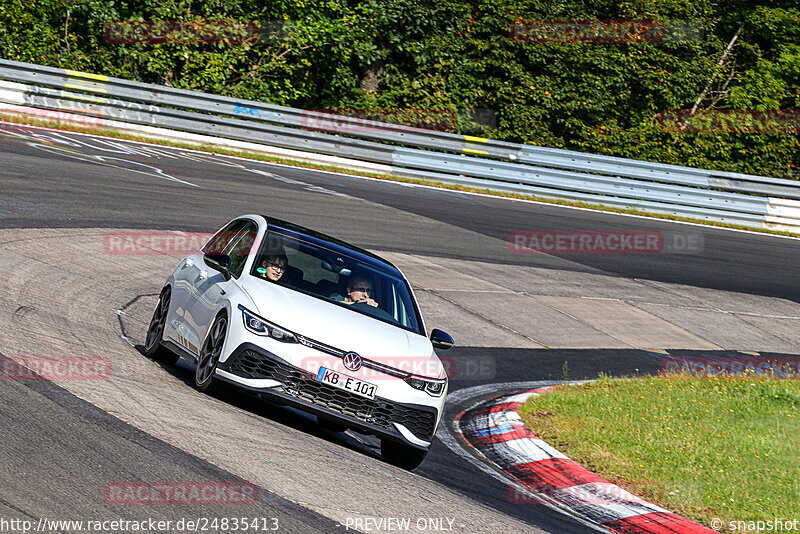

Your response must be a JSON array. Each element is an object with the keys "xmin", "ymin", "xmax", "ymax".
[
  {"xmin": 257, "ymin": 253, "xmax": 287, "ymax": 282},
  {"xmin": 341, "ymin": 275, "xmax": 378, "ymax": 307}
]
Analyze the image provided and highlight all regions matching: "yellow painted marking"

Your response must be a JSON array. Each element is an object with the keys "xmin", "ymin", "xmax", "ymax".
[
  {"xmin": 463, "ymin": 148, "xmax": 489, "ymax": 155},
  {"xmin": 464, "ymin": 135, "xmax": 488, "ymax": 143},
  {"xmin": 65, "ymin": 83, "xmax": 107, "ymax": 94},
  {"xmin": 65, "ymin": 70, "xmax": 109, "ymax": 82}
]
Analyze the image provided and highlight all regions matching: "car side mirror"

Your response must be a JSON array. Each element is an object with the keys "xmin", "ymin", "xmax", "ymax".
[
  {"xmin": 203, "ymin": 252, "xmax": 232, "ymax": 281},
  {"xmin": 430, "ymin": 329, "xmax": 454, "ymax": 350}
]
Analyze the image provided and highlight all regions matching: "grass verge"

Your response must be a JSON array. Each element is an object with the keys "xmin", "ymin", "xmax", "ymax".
[
  {"xmin": 2, "ymin": 111, "xmax": 799, "ymax": 238},
  {"xmin": 518, "ymin": 373, "xmax": 800, "ymax": 526}
]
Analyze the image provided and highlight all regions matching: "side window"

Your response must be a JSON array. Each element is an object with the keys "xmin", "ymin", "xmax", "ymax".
[
  {"xmin": 203, "ymin": 220, "xmax": 248, "ymax": 254},
  {"xmin": 224, "ymin": 222, "xmax": 258, "ymax": 278}
]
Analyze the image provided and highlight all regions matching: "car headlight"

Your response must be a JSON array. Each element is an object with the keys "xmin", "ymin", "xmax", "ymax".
[
  {"xmin": 239, "ymin": 305, "xmax": 297, "ymax": 343},
  {"xmin": 405, "ymin": 376, "xmax": 447, "ymax": 397}
]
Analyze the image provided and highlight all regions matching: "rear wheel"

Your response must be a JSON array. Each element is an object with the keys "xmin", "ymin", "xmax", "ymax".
[
  {"xmin": 381, "ymin": 439, "xmax": 428, "ymax": 470},
  {"xmin": 195, "ymin": 314, "xmax": 227, "ymax": 393},
  {"xmin": 144, "ymin": 287, "xmax": 179, "ymax": 365}
]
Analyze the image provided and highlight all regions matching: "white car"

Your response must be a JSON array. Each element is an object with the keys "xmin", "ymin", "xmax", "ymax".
[{"xmin": 144, "ymin": 215, "xmax": 454, "ymax": 469}]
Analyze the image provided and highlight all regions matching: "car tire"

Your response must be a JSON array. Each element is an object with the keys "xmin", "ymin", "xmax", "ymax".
[
  {"xmin": 317, "ymin": 417, "xmax": 349, "ymax": 433},
  {"xmin": 381, "ymin": 439, "xmax": 428, "ymax": 470},
  {"xmin": 195, "ymin": 313, "xmax": 227, "ymax": 393},
  {"xmin": 144, "ymin": 287, "xmax": 179, "ymax": 365}
]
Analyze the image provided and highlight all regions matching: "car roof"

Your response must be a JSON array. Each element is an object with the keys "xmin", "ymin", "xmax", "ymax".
[{"xmin": 261, "ymin": 215, "xmax": 402, "ymax": 277}]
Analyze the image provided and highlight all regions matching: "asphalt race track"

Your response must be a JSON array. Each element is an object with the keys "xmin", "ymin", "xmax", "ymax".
[{"xmin": 2, "ymin": 122, "xmax": 800, "ymax": 533}]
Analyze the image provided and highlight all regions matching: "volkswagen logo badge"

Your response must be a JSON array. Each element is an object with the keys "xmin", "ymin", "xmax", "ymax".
[{"xmin": 343, "ymin": 352, "xmax": 362, "ymax": 372}]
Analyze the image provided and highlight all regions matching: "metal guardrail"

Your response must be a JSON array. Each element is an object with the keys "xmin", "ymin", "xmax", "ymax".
[{"xmin": 1, "ymin": 58, "xmax": 799, "ymax": 231}]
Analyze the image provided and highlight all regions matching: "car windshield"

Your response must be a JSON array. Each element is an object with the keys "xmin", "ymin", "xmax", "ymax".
[{"xmin": 250, "ymin": 231, "xmax": 423, "ymax": 335}]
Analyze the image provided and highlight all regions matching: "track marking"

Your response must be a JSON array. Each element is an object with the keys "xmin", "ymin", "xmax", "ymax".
[{"xmin": 439, "ymin": 382, "xmax": 607, "ymax": 533}]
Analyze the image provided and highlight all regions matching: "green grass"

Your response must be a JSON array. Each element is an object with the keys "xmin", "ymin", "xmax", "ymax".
[
  {"xmin": 2, "ymin": 111, "xmax": 800, "ymax": 238},
  {"xmin": 518, "ymin": 373, "xmax": 800, "ymax": 526}
]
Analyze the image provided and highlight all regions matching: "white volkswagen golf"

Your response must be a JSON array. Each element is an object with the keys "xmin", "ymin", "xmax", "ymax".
[{"xmin": 144, "ymin": 215, "xmax": 453, "ymax": 469}]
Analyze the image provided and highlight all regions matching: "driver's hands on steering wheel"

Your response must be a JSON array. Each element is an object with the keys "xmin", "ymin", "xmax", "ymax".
[{"xmin": 355, "ymin": 296, "xmax": 379, "ymax": 307}]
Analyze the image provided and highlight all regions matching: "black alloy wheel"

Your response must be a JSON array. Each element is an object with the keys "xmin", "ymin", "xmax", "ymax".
[
  {"xmin": 144, "ymin": 288, "xmax": 179, "ymax": 365},
  {"xmin": 195, "ymin": 314, "xmax": 227, "ymax": 393}
]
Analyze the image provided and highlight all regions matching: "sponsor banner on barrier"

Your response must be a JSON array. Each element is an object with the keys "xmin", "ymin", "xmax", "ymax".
[
  {"xmin": 654, "ymin": 109, "xmax": 800, "ymax": 134},
  {"xmin": 1, "ymin": 356, "xmax": 112, "ymax": 381},
  {"xmin": 509, "ymin": 19, "xmax": 703, "ymax": 44},
  {"xmin": 104, "ymin": 231, "xmax": 215, "ymax": 255},
  {"xmin": 104, "ymin": 482, "xmax": 258, "ymax": 505},
  {"xmin": 509, "ymin": 230, "xmax": 703, "ymax": 255},
  {"xmin": 658, "ymin": 354, "xmax": 800, "ymax": 376}
]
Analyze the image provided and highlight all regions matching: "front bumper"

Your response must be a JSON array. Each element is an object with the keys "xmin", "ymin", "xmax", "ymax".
[{"xmin": 217, "ymin": 343, "xmax": 439, "ymax": 449}]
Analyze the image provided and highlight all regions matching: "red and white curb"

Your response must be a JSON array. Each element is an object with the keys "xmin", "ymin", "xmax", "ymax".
[{"xmin": 456, "ymin": 388, "xmax": 716, "ymax": 534}]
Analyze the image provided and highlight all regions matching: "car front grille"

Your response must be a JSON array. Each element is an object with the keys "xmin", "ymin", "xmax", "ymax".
[{"xmin": 227, "ymin": 349, "xmax": 436, "ymax": 440}]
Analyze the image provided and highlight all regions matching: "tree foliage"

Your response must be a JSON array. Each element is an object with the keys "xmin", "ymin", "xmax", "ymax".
[{"xmin": 0, "ymin": 0, "xmax": 797, "ymax": 177}]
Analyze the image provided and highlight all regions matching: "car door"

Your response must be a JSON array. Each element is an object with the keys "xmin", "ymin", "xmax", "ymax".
[
  {"xmin": 167, "ymin": 219, "xmax": 250, "ymax": 356},
  {"xmin": 185, "ymin": 220, "xmax": 259, "ymax": 354}
]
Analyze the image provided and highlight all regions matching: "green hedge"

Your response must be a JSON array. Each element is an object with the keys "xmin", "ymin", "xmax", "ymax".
[{"xmin": 1, "ymin": 0, "xmax": 798, "ymax": 178}]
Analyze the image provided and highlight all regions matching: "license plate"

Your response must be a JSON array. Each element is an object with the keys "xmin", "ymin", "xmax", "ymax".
[{"xmin": 315, "ymin": 367, "xmax": 376, "ymax": 399}]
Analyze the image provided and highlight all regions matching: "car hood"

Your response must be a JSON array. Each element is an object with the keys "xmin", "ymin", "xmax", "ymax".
[{"xmin": 240, "ymin": 277, "xmax": 443, "ymax": 378}]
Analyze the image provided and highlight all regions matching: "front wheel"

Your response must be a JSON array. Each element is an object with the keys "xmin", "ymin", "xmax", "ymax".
[
  {"xmin": 144, "ymin": 287, "xmax": 179, "ymax": 365},
  {"xmin": 195, "ymin": 314, "xmax": 227, "ymax": 393},
  {"xmin": 381, "ymin": 439, "xmax": 428, "ymax": 470}
]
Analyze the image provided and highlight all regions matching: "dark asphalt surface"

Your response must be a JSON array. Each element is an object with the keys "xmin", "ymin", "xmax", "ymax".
[
  {"xmin": 2, "ymin": 123, "xmax": 800, "ymax": 533},
  {"xmin": 0, "ymin": 351, "xmax": 342, "ymax": 533},
  {"xmin": 3, "ymin": 125, "xmax": 800, "ymax": 300}
]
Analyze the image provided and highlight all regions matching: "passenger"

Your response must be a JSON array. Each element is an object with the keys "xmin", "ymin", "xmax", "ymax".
[
  {"xmin": 341, "ymin": 276, "xmax": 379, "ymax": 308},
  {"xmin": 257, "ymin": 254, "xmax": 287, "ymax": 282}
]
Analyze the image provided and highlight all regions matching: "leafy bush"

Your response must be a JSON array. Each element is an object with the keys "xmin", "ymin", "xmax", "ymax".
[{"xmin": 1, "ymin": 0, "xmax": 797, "ymax": 177}]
